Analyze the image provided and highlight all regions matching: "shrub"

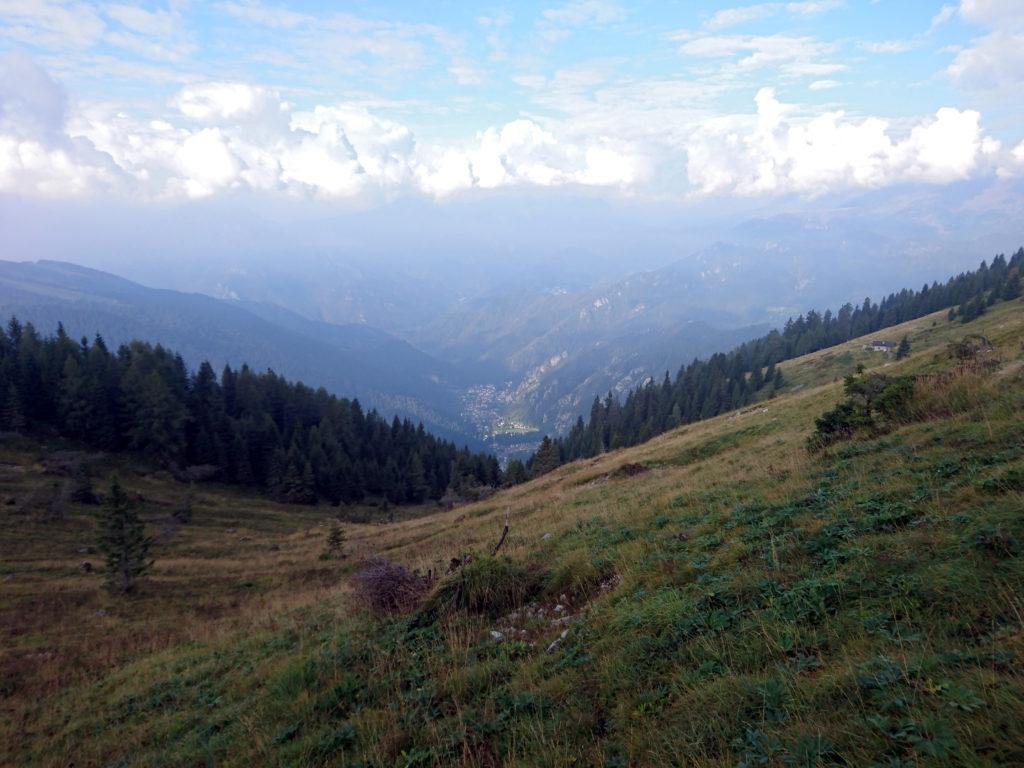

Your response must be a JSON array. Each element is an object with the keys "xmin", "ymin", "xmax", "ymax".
[
  {"xmin": 422, "ymin": 556, "xmax": 539, "ymax": 618},
  {"xmin": 326, "ymin": 525, "xmax": 346, "ymax": 556},
  {"xmin": 351, "ymin": 557, "xmax": 431, "ymax": 614}
]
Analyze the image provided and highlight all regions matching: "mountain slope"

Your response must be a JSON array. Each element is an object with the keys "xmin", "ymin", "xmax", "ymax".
[
  {"xmin": 4, "ymin": 296, "xmax": 1022, "ymax": 767},
  {"xmin": 0, "ymin": 259, "xmax": 478, "ymax": 444}
]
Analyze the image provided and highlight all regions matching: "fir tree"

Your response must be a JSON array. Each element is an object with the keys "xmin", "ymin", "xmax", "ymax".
[
  {"xmin": 895, "ymin": 335, "xmax": 910, "ymax": 360},
  {"xmin": 70, "ymin": 462, "xmax": 97, "ymax": 504},
  {"xmin": 326, "ymin": 524, "xmax": 346, "ymax": 557},
  {"xmin": 173, "ymin": 484, "xmax": 194, "ymax": 523},
  {"xmin": 532, "ymin": 436, "xmax": 560, "ymax": 476},
  {"xmin": 1003, "ymin": 272, "xmax": 1022, "ymax": 301},
  {"xmin": 503, "ymin": 459, "xmax": 529, "ymax": 486},
  {"xmin": 404, "ymin": 454, "xmax": 430, "ymax": 503},
  {"xmin": 97, "ymin": 477, "xmax": 151, "ymax": 593}
]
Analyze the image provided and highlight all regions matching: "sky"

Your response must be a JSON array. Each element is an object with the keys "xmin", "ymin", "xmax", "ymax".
[{"xmin": 1, "ymin": 0, "xmax": 1023, "ymax": 205}]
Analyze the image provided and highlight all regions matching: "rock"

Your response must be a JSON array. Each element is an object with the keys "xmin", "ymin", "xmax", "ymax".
[
  {"xmin": 554, "ymin": 604, "xmax": 565, "ymax": 613},
  {"xmin": 542, "ymin": 533, "xmax": 552, "ymax": 540},
  {"xmin": 546, "ymin": 629, "xmax": 570, "ymax": 653},
  {"xmin": 489, "ymin": 630, "xmax": 505, "ymax": 641}
]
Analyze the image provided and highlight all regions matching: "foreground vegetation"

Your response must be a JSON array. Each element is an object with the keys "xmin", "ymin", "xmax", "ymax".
[{"xmin": 2, "ymin": 297, "xmax": 1022, "ymax": 766}]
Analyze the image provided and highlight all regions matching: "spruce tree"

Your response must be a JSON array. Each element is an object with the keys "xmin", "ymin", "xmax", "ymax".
[
  {"xmin": 404, "ymin": 454, "xmax": 430, "ymax": 503},
  {"xmin": 532, "ymin": 436, "xmax": 560, "ymax": 476},
  {"xmin": 70, "ymin": 462, "xmax": 97, "ymax": 504},
  {"xmin": 326, "ymin": 524, "xmax": 346, "ymax": 557},
  {"xmin": 1003, "ymin": 273, "xmax": 1022, "ymax": 301},
  {"xmin": 895, "ymin": 335, "xmax": 910, "ymax": 360},
  {"xmin": 97, "ymin": 477, "xmax": 151, "ymax": 593},
  {"xmin": 503, "ymin": 459, "xmax": 528, "ymax": 486}
]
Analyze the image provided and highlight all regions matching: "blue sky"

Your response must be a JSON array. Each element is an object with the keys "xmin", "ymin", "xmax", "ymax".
[{"xmin": 1, "ymin": 1, "xmax": 1022, "ymax": 203}]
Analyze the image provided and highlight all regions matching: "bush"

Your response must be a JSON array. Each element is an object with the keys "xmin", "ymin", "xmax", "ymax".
[
  {"xmin": 808, "ymin": 372, "xmax": 916, "ymax": 450},
  {"xmin": 351, "ymin": 557, "xmax": 431, "ymax": 614},
  {"xmin": 422, "ymin": 556, "xmax": 540, "ymax": 618}
]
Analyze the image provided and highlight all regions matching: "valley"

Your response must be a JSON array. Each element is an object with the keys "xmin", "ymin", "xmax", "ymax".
[{"xmin": 2, "ymin": 296, "xmax": 1021, "ymax": 766}]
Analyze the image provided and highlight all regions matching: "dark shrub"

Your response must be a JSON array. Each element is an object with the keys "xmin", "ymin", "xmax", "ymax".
[
  {"xmin": 351, "ymin": 557, "xmax": 431, "ymax": 614},
  {"xmin": 422, "ymin": 556, "xmax": 540, "ymax": 618}
]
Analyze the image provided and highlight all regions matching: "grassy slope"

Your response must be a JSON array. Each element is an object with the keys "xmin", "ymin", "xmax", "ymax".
[{"xmin": 2, "ymin": 299, "xmax": 1023, "ymax": 767}]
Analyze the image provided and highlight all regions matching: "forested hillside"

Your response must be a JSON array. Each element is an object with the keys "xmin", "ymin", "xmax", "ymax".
[
  {"xmin": 0, "ymin": 322, "xmax": 500, "ymax": 505},
  {"xmin": 533, "ymin": 249, "xmax": 1022, "ymax": 472},
  {"xmin": 0, "ymin": 260, "xmax": 477, "ymax": 446}
]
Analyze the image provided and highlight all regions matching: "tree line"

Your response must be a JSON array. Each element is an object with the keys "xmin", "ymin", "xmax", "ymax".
[
  {"xmin": 519, "ymin": 249, "xmax": 1022, "ymax": 477},
  {"xmin": 0, "ymin": 324, "xmax": 501, "ymax": 505}
]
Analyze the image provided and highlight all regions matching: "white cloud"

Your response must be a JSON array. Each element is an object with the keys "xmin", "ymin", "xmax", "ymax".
[
  {"xmin": 947, "ymin": 29, "xmax": 1024, "ymax": 91},
  {"xmin": 448, "ymin": 60, "xmax": 486, "ymax": 85},
  {"xmin": 104, "ymin": 5, "xmax": 178, "ymax": 37},
  {"xmin": 542, "ymin": 1, "xmax": 624, "ymax": 25},
  {"xmin": 678, "ymin": 33, "xmax": 845, "ymax": 79},
  {"xmin": 218, "ymin": 1, "xmax": 311, "ymax": 29},
  {"xmin": 958, "ymin": 0, "xmax": 1024, "ymax": 26},
  {"xmin": 538, "ymin": 1, "xmax": 623, "ymax": 41},
  {"xmin": 945, "ymin": 1, "xmax": 1024, "ymax": 92},
  {"xmin": 860, "ymin": 40, "xmax": 914, "ymax": 54},
  {"xmin": 703, "ymin": 1, "xmax": 841, "ymax": 30},
  {"xmin": 786, "ymin": 0, "xmax": 842, "ymax": 15},
  {"xmin": 0, "ymin": 0, "xmax": 105, "ymax": 49},
  {"xmin": 684, "ymin": 88, "xmax": 996, "ymax": 197},
  {"xmin": 173, "ymin": 82, "xmax": 286, "ymax": 123},
  {"xmin": 930, "ymin": 4, "xmax": 956, "ymax": 31},
  {"xmin": 174, "ymin": 128, "xmax": 240, "ymax": 197},
  {"xmin": 0, "ymin": 52, "xmax": 1020, "ymax": 203},
  {"xmin": 706, "ymin": 4, "xmax": 777, "ymax": 30}
]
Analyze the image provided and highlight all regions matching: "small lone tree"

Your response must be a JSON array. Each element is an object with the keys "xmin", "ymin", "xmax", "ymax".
[
  {"xmin": 98, "ymin": 477, "xmax": 151, "ymax": 592},
  {"xmin": 895, "ymin": 335, "xmax": 911, "ymax": 360},
  {"xmin": 173, "ymin": 483, "xmax": 194, "ymax": 524},
  {"xmin": 326, "ymin": 524, "xmax": 346, "ymax": 557},
  {"xmin": 70, "ymin": 462, "xmax": 97, "ymax": 504}
]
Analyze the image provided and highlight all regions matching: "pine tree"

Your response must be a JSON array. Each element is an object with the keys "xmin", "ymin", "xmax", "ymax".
[
  {"xmin": 326, "ymin": 524, "xmax": 346, "ymax": 557},
  {"xmin": 70, "ymin": 462, "xmax": 97, "ymax": 504},
  {"xmin": 503, "ymin": 459, "xmax": 529, "ymax": 486},
  {"xmin": 532, "ymin": 436, "xmax": 560, "ymax": 476},
  {"xmin": 1, "ymin": 382, "xmax": 25, "ymax": 432},
  {"xmin": 173, "ymin": 484, "xmax": 194, "ymax": 523},
  {"xmin": 97, "ymin": 477, "xmax": 151, "ymax": 593},
  {"xmin": 895, "ymin": 335, "xmax": 910, "ymax": 360},
  {"xmin": 1003, "ymin": 272, "xmax": 1022, "ymax": 301},
  {"xmin": 404, "ymin": 454, "xmax": 430, "ymax": 503}
]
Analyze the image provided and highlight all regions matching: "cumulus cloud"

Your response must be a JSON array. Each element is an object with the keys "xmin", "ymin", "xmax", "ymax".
[
  {"xmin": 946, "ymin": 0, "xmax": 1024, "ymax": 92},
  {"xmin": 0, "ymin": 54, "xmax": 1020, "ymax": 203},
  {"xmin": 0, "ymin": 53, "xmax": 126, "ymax": 196},
  {"xmin": 684, "ymin": 88, "xmax": 1000, "ymax": 197},
  {"xmin": 173, "ymin": 82, "xmax": 287, "ymax": 124},
  {"xmin": 0, "ymin": 55, "xmax": 641, "ymax": 200}
]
